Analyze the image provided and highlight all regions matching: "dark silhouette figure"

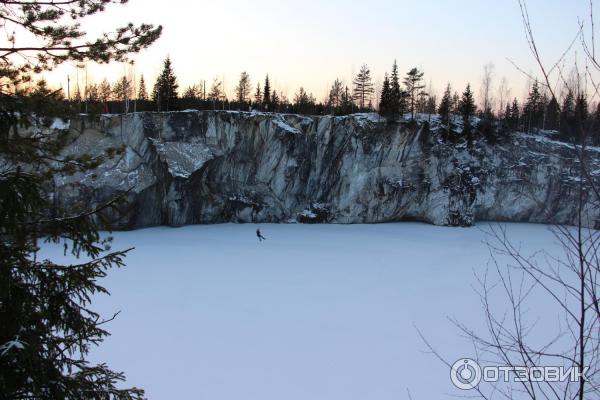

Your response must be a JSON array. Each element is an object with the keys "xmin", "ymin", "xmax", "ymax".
[{"xmin": 256, "ymin": 228, "xmax": 266, "ymax": 242}]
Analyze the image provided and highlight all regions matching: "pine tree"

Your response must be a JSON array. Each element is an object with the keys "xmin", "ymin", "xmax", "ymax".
[
  {"xmin": 209, "ymin": 78, "xmax": 224, "ymax": 109},
  {"xmin": 113, "ymin": 76, "xmax": 132, "ymax": 102},
  {"xmin": 180, "ymin": 84, "xmax": 200, "ymax": 111},
  {"xmin": 182, "ymin": 85, "xmax": 200, "ymax": 99},
  {"xmin": 99, "ymin": 78, "xmax": 112, "ymax": 104},
  {"xmin": 113, "ymin": 76, "xmax": 133, "ymax": 113},
  {"xmin": 138, "ymin": 75, "xmax": 148, "ymax": 101},
  {"xmin": 263, "ymin": 75, "xmax": 271, "ymax": 110},
  {"xmin": 404, "ymin": 67, "xmax": 426, "ymax": 119},
  {"xmin": 294, "ymin": 87, "xmax": 313, "ymax": 114},
  {"xmin": 438, "ymin": 83, "xmax": 453, "ymax": 125},
  {"xmin": 86, "ymin": 83, "xmax": 99, "ymax": 103},
  {"xmin": 208, "ymin": 79, "xmax": 223, "ymax": 101},
  {"xmin": 379, "ymin": 73, "xmax": 391, "ymax": 118},
  {"xmin": 459, "ymin": 83, "xmax": 477, "ymax": 136},
  {"xmin": 235, "ymin": 71, "xmax": 252, "ymax": 107},
  {"xmin": 73, "ymin": 86, "xmax": 83, "ymax": 102},
  {"xmin": 353, "ymin": 64, "xmax": 374, "ymax": 110},
  {"xmin": 153, "ymin": 56, "xmax": 179, "ymax": 112},
  {"xmin": 0, "ymin": 1, "xmax": 161, "ymax": 398}
]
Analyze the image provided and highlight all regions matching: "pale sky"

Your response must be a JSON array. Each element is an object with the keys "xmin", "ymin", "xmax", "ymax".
[{"xmin": 43, "ymin": 0, "xmax": 594, "ymax": 106}]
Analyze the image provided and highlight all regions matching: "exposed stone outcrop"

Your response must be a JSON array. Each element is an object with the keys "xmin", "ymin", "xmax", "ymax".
[{"xmin": 52, "ymin": 110, "xmax": 600, "ymax": 229}]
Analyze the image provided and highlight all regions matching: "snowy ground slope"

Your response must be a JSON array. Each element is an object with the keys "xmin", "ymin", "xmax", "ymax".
[{"xmin": 40, "ymin": 223, "xmax": 568, "ymax": 399}]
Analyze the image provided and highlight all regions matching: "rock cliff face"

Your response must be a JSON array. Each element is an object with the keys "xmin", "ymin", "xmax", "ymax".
[{"xmin": 53, "ymin": 110, "xmax": 600, "ymax": 229}]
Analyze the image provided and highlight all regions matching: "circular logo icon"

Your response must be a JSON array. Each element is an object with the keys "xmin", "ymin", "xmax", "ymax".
[{"xmin": 450, "ymin": 358, "xmax": 482, "ymax": 390}]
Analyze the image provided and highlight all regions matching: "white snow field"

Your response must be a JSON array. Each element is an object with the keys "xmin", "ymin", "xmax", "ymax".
[{"xmin": 40, "ymin": 222, "xmax": 570, "ymax": 399}]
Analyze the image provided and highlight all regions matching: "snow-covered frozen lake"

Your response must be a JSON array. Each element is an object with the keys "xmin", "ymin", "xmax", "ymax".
[{"xmin": 41, "ymin": 222, "xmax": 566, "ymax": 399}]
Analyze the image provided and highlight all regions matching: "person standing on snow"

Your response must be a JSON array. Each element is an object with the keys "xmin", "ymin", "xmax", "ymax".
[{"xmin": 256, "ymin": 228, "xmax": 266, "ymax": 242}]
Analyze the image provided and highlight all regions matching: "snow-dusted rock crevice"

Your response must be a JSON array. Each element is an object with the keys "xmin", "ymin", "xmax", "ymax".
[{"xmin": 52, "ymin": 110, "xmax": 600, "ymax": 229}]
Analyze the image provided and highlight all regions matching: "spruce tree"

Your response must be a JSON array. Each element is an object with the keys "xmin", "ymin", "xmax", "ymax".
[
  {"xmin": 138, "ymin": 75, "xmax": 148, "ymax": 101},
  {"xmin": 398, "ymin": 89, "xmax": 409, "ymax": 119},
  {"xmin": 341, "ymin": 86, "xmax": 353, "ymax": 115},
  {"xmin": 523, "ymin": 80, "xmax": 543, "ymax": 132},
  {"xmin": 510, "ymin": 98, "xmax": 521, "ymax": 130},
  {"xmin": 379, "ymin": 73, "xmax": 391, "ymax": 118},
  {"xmin": 545, "ymin": 97, "xmax": 560, "ymax": 131},
  {"xmin": 540, "ymin": 93, "xmax": 549, "ymax": 128},
  {"xmin": 153, "ymin": 57, "xmax": 179, "ymax": 112},
  {"xmin": 574, "ymin": 94, "xmax": 589, "ymax": 142},
  {"xmin": 452, "ymin": 91, "xmax": 461, "ymax": 114},
  {"xmin": 459, "ymin": 83, "xmax": 477, "ymax": 136},
  {"xmin": 0, "ymin": 1, "xmax": 161, "ymax": 398},
  {"xmin": 271, "ymin": 90, "xmax": 280, "ymax": 112},
  {"xmin": 593, "ymin": 102, "xmax": 600, "ymax": 145},
  {"xmin": 263, "ymin": 75, "xmax": 271, "ymax": 111},
  {"xmin": 438, "ymin": 83, "xmax": 453, "ymax": 125},
  {"xmin": 353, "ymin": 64, "xmax": 374, "ymax": 110},
  {"xmin": 561, "ymin": 91, "xmax": 576, "ymax": 139},
  {"xmin": 416, "ymin": 91, "xmax": 429, "ymax": 114},
  {"xmin": 425, "ymin": 95, "xmax": 437, "ymax": 116},
  {"xmin": 575, "ymin": 94, "xmax": 589, "ymax": 124},
  {"xmin": 504, "ymin": 103, "xmax": 512, "ymax": 128},
  {"xmin": 328, "ymin": 79, "xmax": 344, "ymax": 115},
  {"xmin": 254, "ymin": 84, "xmax": 262, "ymax": 108},
  {"xmin": 390, "ymin": 60, "xmax": 402, "ymax": 120}
]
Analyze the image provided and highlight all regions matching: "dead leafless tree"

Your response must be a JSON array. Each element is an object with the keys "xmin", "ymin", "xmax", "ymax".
[
  {"xmin": 421, "ymin": 2, "xmax": 600, "ymax": 399},
  {"xmin": 480, "ymin": 62, "xmax": 495, "ymax": 115},
  {"xmin": 453, "ymin": 223, "xmax": 600, "ymax": 399},
  {"xmin": 497, "ymin": 76, "xmax": 511, "ymax": 117}
]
